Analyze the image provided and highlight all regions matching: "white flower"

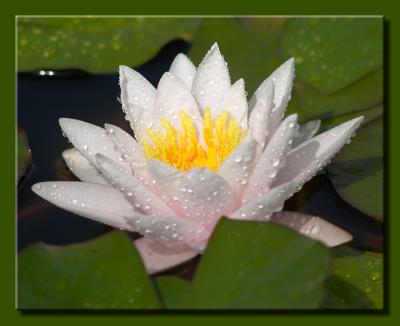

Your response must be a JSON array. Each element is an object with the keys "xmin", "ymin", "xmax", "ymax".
[{"xmin": 32, "ymin": 43, "xmax": 362, "ymax": 274}]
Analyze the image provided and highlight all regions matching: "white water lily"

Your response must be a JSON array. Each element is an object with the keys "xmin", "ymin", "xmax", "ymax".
[{"xmin": 32, "ymin": 43, "xmax": 361, "ymax": 274}]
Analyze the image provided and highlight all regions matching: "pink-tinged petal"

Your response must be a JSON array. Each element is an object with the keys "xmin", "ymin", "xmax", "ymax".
[
  {"xmin": 124, "ymin": 214, "xmax": 207, "ymax": 246},
  {"xmin": 58, "ymin": 118, "xmax": 129, "ymax": 170},
  {"xmin": 104, "ymin": 123, "xmax": 146, "ymax": 170},
  {"xmin": 134, "ymin": 237, "xmax": 199, "ymax": 274},
  {"xmin": 177, "ymin": 168, "xmax": 236, "ymax": 226},
  {"xmin": 119, "ymin": 65, "xmax": 155, "ymax": 112},
  {"xmin": 31, "ymin": 181, "xmax": 135, "ymax": 230},
  {"xmin": 291, "ymin": 119, "xmax": 321, "ymax": 148},
  {"xmin": 216, "ymin": 79, "xmax": 248, "ymax": 128},
  {"xmin": 192, "ymin": 42, "xmax": 231, "ymax": 113},
  {"xmin": 271, "ymin": 211, "xmax": 353, "ymax": 247},
  {"xmin": 274, "ymin": 116, "xmax": 364, "ymax": 188},
  {"xmin": 62, "ymin": 148, "xmax": 108, "ymax": 185},
  {"xmin": 154, "ymin": 72, "xmax": 202, "ymax": 130},
  {"xmin": 249, "ymin": 81, "xmax": 274, "ymax": 149},
  {"xmin": 95, "ymin": 154, "xmax": 178, "ymax": 218},
  {"xmin": 218, "ymin": 138, "xmax": 258, "ymax": 198},
  {"xmin": 250, "ymin": 58, "xmax": 295, "ymax": 136},
  {"xmin": 147, "ymin": 159, "xmax": 181, "ymax": 192},
  {"xmin": 169, "ymin": 53, "xmax": 197, "ymax": 89},
  {"xmin": 230, "ymin": 181, "xmax": 296, "ymax": 221},
  {"xmin": 243, "ymin": 114, "xmax": 298, "ymax": 203},
  {"xmin": 146, "ymin": 159, "xmax": 184, "ymax": 213}
]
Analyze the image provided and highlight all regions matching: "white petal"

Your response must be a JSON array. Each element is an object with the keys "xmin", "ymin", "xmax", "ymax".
[
  {"xmin": 249, "ymin": 81, "xmax": 274, "ymax": 149},
  {"xmin": 134, "ymin": 237, "xmax": 199, "ymax": 274},
  {"xmin": 192, "ymin": 42, "xmax": 231, "ymax": 113},
  {"xmin": 119, "ymin": 66, "xmax": 156, "ymax": 138},
  {"xmin": 146, "ymin": 159, "xmax": 184, "ymax": 213},
  {"xmin": 125, "ymin": 214, "xmax": 206, "ymax": 245},
  {"xmin": 218, "ymin": 138, "xmax": 258, "ymax": 198},
  {"xmin": 271, "ymin": 211, "xmax": 353, "ymax": 247},
  {"xmin": 104, "ymin": 123, "xmax": 146, "ymax": 170},
  {"xmin": 216, "ymin": 79, "xmax": 248, "ymax": 128},
  {"xmin": 154, "ymin": 72, "xmax": 201, "ymax": 130},
  {"xmin": 95, "ymin": 154, "xmax": 178, "ymax": 217},
  {"xmin": 32, "ymin": 181, "xmax": 135, "ymax": 230},
  {"xmin": 250, "ymin": 58, "xmax": 295, "ymax": 136},
  {"xmin": 147, "ymin": 159, "xmax": 181, "ymax": 192},
  {"xmin": 291, "ymin": 120, "xmax": 321, "ymax": 148},
  {"xmin": 62, "ymin": 148, "xmax": 108, "ymax": 185},
  {"xmin": 119, "ymin": 65, "xmax": 155, "ymax": 112},
  {"xmin": 169, "ymin": 53, "xmax": 197, "ymax": 89},
  {"xmin": 243, "ymin": 114, "xmax": 298, "ymax": 203},
  {"xmin": 230, "ymin": 181, "xmax": 296, "ymax": 221},
  {"xmin": 274, "ymin": 116, "xmax": 364, "ymax": 188},
  {"xmin": 177, "ymin": 168, "xmax": 236, "ymax": 226},
  {"xmin": 59, "ymin": 118, "xmax": 129, "ymax": 169}
]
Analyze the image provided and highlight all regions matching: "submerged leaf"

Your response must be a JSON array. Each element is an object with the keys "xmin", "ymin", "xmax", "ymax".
[
  {"xmin": 18, "ymin": 126, "xmax": 31, "ymax": 182},
  {"xmin": 328, "ymin": 117, "xmax": 383, "ymax": 220}
]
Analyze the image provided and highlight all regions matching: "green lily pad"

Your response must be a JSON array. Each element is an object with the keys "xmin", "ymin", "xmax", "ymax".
[
  {"xmin": 189, "ymin": 17, "xmax": 286, "ymax": 95},
  {"xmin": 156, "ymin": 276, "xmax": 191, "ymax": 309},
  {"xmin": 322, "ymin": 246, "xmax": 383, "ymax": 309},
  {"xmin": 319, "ymin": 105, "xmax": 383, "ymax": 133},
  {"xmin": 17, "ymin": 17, "xmax": 200, "ymax": 73},
  {"xmin": 327, "ymin": 116, "xmax": 383, "ymax": 220},
  {"xmin": 18, "ymin": 231, "xmax": 161, "ymax": 309},
  {"xmin": 18, "ymin": 127, "xmax": 31, "ymax": 182},
  {"xmin": 288, "ymin": 68, "xmax": 383, "ymax": 122},
  {"xmin": 188, "ymin": 219, "xmax": 330, "ymax": 309},
  {"xmin": 281, "ymin": 17, "xmax": 383, "ymax": 93}
]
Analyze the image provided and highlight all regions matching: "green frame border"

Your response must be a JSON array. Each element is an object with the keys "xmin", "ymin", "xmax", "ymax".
[{"xmin": 3, "ymin": 0, "xmax": 398, "ymax": 324}]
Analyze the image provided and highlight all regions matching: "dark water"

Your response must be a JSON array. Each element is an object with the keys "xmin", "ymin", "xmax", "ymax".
[{"xmin": 17, "ymin": 40, "xmax": 383, "ymax": 253}]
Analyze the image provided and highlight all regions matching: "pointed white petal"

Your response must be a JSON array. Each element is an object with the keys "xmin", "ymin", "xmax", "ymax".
[
  {"xmin": 271, "ymin": 211, "xmax": 353, "ymax": 247},
  {"xmin": 192, "ymin": 42, "xmax": 231, "ymax": 113},
  {"xmin": 119, "ymin": 66, "xmax": 156, "ymax": 138},
  {"xmin": 95, "ymin": 154, "xmax": 178, "ymax": 218},
  {"xmin": 154, "ymin": 72, "xmax": 201, "ymax": 130},
  {"xmin": 58, "ymin": 118, "xmax": 129, "ymax": 170},
  {"xmin": 32, "ymin": 181, "xmax": 135, "ymax": 230},
  {"xmin": 218, "ymin": 138, "xmax": 258, "ymax": 197},
  {"xmin": 274, "ymin": 116, "xmax": 364, "ymax": 188},
  {"xmin": 291, "ymin": 119, "xmax": 321, "ymax": 148},
  {"xmin": 216, "ymin": 79, "xmax": 248, "ymax": 128},
  {"xmin": 125, "ymin": 214, "xmax": 206, "ymax": 245},
  {"xmin": 134, "ymin": 237, "xmax": 199, "ymax": 274},
  {"xmin": 119, "ymin": 65, "xmax": 155, "ymax": 112},
  {"xmin": 230, "ymin": 181, "xmax": 296, "ymax": 221},
  {"xmin": 250, "ymin": 58, "xmax": 295, "ymax": 136},
  {"xmin": 62, "ymin": 148, "xmax": 108, "ymax": 185},
  {"xmin": 177, "ymin": 168, "xmax": 236, "ymax": 226},
  {"xmin": 250, "ymin": 57, "xmax": 295, "ymax": 110},
  {"xmin": 169, "ymin": 53, "xmax": 197, "ymax": 89},
  {"xmin": 243, "ymin": 114, "xmax": 298, "ymax": 203},
  {"xmin": 249, "ymin": 81, "xmax": 274, "ymax": 149},
  {"xmin": 104, "ymin": 123, "xmax": 146, "ymax": 170}
]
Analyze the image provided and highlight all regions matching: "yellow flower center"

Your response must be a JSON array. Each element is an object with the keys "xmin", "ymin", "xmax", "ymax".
[{"xmin": 141, "ymin": 108, "xmax": 248, "ymax": 171}]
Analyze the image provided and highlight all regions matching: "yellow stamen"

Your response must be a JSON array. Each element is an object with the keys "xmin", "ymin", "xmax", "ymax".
[{"xmin": 141, "ymin": 109, "xmax": 248, "ymax": 171}]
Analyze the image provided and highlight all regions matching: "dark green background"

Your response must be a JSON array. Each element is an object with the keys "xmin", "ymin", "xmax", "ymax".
[{"xmin": 2, "ymin": 0, "xmax": 397, "ymax": 324}]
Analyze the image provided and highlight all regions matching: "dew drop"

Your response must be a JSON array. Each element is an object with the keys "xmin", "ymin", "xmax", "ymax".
[{"xmin": 234, "ymin": 155, "xmax": 243, "ymax": 163}]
